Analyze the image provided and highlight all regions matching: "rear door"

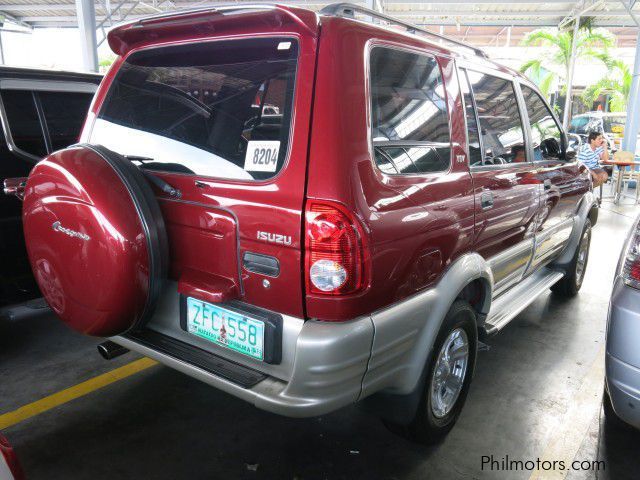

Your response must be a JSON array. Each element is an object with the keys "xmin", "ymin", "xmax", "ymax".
[
  {"xmin": 86, "ymin": 33, "xmax": 317, "ymax": 320},
  {"xmin": 517, "ymin": 83, "xmax": 590, "ymax": 271},
  {"xmin": 459, "ymin": 68, "xmax": 539, "ymax": 295},
  {"xmin": 0, "ymin": 82, "xmax": 96, "ymax": 305}
]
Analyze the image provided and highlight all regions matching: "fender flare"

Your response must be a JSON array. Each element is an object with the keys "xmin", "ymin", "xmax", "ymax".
[
  {"xmin": 359, "ymin": 252, "xmax": 493, "ymax": 423},
  {"xmin": 552, "ymin": 191, "xmax": 597, "ymax": 269}
]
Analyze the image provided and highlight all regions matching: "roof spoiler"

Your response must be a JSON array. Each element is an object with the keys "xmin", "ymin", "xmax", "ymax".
[{"xmin": 107, "ymin": 4, "xmax": 318, "ymax": 56}]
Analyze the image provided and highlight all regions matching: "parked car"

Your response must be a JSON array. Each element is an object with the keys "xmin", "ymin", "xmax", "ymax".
[
  {"xmin": 570, "ymin": 111, "xmax": 640, "ymax": 155},
  {"xmin": 605, "ymin": 213, "xmax": 640, "ymax": 430},
  {"xmin": 0, "ymin": 433, "xmax": 25, "ymax": 480},
  {"xmin": 0, "ymin": 67, "xmax": 101, "ymax": 313},
  {"xmin": 6, "ymin": 3, "xmax": 597, "ymax": 443}
]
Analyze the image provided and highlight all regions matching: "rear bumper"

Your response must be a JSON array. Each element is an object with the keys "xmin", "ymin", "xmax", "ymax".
[
  {"xmin": 605, "ymin": 353, "xmax": 640, "ymax": 430},
  {"xmin": 114, "ymin": 315, "xmax": 374, "ymax": 418},
  {"xmin": 605, "ymin": 278, "xmax": 640, "ymax": 429}
]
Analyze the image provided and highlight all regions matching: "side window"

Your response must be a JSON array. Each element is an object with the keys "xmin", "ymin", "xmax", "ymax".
[
  {"xmin": 459, "ymin": 69, "xmax": 483, "ymax": 167},
  {"xmin": 521, "ymin": 85, "xmax": 563, "ymax": 161},
  {"xmin": 39, "ymin": 91, "xmax": 94, "ymax": 152},
  {"xmin": 466, "ymin": 71, "xmax": 526, "ymax": 166},
  {"xmin": 1, "ymin": 90, "xmax": 47, "ymax": 158},
  {"xmin": 370, "ymin": 47, "xmax": 451, "ymax": 174}
]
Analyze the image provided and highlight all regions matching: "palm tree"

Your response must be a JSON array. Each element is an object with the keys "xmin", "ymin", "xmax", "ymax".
[
  {"xmin": 519, "ymin": 25, "xmax": 614, "ymax": 97},
  {"xmin": 583, "ymin": 54, "xmax": 632, "ymax": 112}
]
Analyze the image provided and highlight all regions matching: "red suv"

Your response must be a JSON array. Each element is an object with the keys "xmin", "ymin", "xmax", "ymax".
[{"xmin": 8, "ymin": 3, "xmax": 597, "ymax": 443}]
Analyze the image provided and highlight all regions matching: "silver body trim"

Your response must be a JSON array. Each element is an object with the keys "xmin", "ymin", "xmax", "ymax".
[
  {"xmin": 489, "ymin": 238, "xmax": 534, "ymax": 296},
  {"xmin": 110, "ymin": 194, "xmax": 596, "ymax": 417}
]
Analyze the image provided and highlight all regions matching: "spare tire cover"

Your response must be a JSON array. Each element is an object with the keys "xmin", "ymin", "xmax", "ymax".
[{"xmin": 22, "ymin": 144, "xmax": 168, "ymax": 336}]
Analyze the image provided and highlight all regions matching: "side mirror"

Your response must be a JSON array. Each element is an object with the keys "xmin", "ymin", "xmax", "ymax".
[{"xmin": 540, "ymin": 138, "xmax": 561, "ymax": 158}]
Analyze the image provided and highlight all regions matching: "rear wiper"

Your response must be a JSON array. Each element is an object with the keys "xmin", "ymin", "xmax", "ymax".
[{"xmin": 125, "ymin": 155, "xmax": 181, "ymax": 198}]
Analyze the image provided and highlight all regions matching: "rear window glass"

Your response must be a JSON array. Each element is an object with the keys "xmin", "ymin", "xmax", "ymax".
[
  {"xmin": 91, "ymin": 37, "xmax": 298, "ymax": 181},
  {"xmin": 370, "ymin": 47, "xmax": 451, "ymax": 175}
]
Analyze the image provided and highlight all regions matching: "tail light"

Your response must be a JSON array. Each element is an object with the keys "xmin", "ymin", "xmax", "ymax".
[
  {"xmin": 621, "ymin": 221, "xmax": 640, "ymax": 289},
  {"xmin": 305, "ymin": 201, "xmax": 367, "ymax": 296}
]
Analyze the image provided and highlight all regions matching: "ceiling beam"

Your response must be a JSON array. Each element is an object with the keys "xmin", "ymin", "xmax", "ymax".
[
  {"xmin": 388, "ymin": 9, "xmax": 634, "ymax": 18},
  {"xmin": 0, "ymin": 3, "xmax": 146, "ymax": 11},
  {"xmin": 19, "ymin": 14, "xmax": 148, "ymax": 22}
]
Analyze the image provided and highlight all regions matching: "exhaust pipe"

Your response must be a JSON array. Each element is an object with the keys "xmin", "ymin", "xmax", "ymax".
[{"xmin": 98, "ymin": 341, "xmax": 129, "ymax": 360}]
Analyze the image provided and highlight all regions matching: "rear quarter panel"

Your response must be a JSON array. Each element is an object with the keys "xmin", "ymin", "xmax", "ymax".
[{"xmin": 305, "ymin": 18, "xmax": 475, "ymax": 320}]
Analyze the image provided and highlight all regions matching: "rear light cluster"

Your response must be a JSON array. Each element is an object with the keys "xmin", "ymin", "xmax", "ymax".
[
  {"xmin": 621, "ymin": 227, "xmax": 640, "ymax": 289},
  {"xmin": 305, "ymin": 201, "xmax": 367, "ymax": 295}
]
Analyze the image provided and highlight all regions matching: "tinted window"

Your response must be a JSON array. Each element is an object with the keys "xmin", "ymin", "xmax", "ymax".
[
  {"xmin": 467, "ymin": 71, "xmax": 526, "ymax": 166},
  {"xmin": 521, "ymin": 85, "xmax": 562, "ymax": 161},
  {"xmin": 92, "ymin": 37, "xmax": 298, "ymax": 180},
  {"xmin": 39, "ymin": 91, "xmax": 93, "ymax": 152},
  {"xmin": 1, "ymin": 90, "xmax": 47, "ymax": 158},
  {"xmin": 459, "ymin": 69, "xmax": 483, "ymax": 166},
  {"xmin": 370, "ymin": 48, "xmax": 450, "ymax": 174}
]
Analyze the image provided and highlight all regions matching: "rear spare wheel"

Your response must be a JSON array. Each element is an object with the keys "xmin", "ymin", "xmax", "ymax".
[{"xmin": 22, "ymin": 144, "xmax": 168, "ymax": 336}]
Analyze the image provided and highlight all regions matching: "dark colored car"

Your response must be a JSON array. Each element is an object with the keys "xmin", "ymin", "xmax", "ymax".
[
  {"xmin": 0, "ymin": 67, "xmax": 101, "ymax": 312},
  {"xmin": 7, "ymin": 4, "xmax": 597, "ymax": 443}
]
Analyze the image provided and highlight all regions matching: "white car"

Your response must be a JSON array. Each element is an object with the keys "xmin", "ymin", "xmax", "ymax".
[{"xmin": 570, "ymin": 111, "xmax": 639, "ymax": 155}]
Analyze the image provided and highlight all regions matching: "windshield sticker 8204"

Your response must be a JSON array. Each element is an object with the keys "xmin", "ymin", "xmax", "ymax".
[{"xmin": 244, "ymin": 141, "xmax": 280, "ymax": 172}]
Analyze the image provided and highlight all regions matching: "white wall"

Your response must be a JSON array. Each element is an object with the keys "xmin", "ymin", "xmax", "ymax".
[{"xmin": 1, "ymin": 28, "xmax": 112, "ymax": 72}]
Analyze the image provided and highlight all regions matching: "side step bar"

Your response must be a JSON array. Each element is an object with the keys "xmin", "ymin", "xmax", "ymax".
[
  {"xmin": 483, "ymin": 269, "xmax": 565, "ymax": 335},
  {"xmin": 124, "ymin": 329, "xmax": 267, "ymax": 388}
]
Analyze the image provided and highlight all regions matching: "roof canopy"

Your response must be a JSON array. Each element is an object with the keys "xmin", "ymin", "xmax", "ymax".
[{"xmin": 0, "ymin": 0, "xmax": 638, "ymax": 47}]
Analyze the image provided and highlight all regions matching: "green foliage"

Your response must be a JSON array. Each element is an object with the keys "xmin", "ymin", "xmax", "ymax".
[
  {"xmin": 582, "ymin": 55, "xmax": 632, "ymax": 112},
  {"xmin": 519, "ymin": 26, "xmax": 614, "ymax": 98}
]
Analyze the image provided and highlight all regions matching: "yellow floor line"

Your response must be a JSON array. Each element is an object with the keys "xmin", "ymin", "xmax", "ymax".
[
  {"xmin": 0, "ymin": 357, "xmax": 158, "ymax": 430},
  {"xmin": 529, "ymin": 344, "xmax": 606, "ymax": 480}
]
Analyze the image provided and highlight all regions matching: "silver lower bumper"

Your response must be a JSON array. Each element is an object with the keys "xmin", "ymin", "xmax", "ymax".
[
  {"xmin": 606, "ymin": 353, "xmax": 640, "ymax": 429},
  {"xmin": 113, "ymin": 315, "xmax": 374, "ymax": 418}
]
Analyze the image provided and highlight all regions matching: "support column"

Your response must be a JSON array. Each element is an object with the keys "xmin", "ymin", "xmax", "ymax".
[
  {"xmin": 75, "ymin": 0, "xmax": 98, "ymax": 72},
  {"xmin": 562, "ymin": 16, "xmax": 581, "ymax": 131},
  {"xmin": 623, "ymin": 31, "xmax": 640, "ymax": 154}
]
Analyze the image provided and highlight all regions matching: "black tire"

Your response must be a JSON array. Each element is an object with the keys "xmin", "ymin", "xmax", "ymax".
[
  {"xmin": 386, "ymin": 300, "xmax": 478, "ymax": 444},
  {"xmin": 551, "ymin": 219, "xmax": 591, "ymax": 297}
]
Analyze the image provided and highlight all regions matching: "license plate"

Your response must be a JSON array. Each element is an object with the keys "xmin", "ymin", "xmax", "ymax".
[{"xmin": 185, "ymin": 297, "xmax": 265, "ymax": 361}]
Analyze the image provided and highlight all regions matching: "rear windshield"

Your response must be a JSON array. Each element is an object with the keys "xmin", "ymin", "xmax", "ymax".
[{"xmin": 90, "ymin": 37, "xmax": 298, "ymax": 181}]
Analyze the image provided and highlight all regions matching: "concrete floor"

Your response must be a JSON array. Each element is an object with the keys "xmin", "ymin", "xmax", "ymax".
[{"xmin": 1, "ymin": 200, "xmax": 640, "ymax": 480}]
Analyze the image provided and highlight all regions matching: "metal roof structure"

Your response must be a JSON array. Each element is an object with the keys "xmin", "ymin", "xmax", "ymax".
[{"xmin": 1, "ymin": 0, "xmax": 639, "ymax": 34}]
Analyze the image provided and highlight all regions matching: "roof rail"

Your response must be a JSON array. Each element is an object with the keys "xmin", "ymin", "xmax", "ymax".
[{"xmin": 319, "ymin": 3, "xmax": 488, "ymax": 58}]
